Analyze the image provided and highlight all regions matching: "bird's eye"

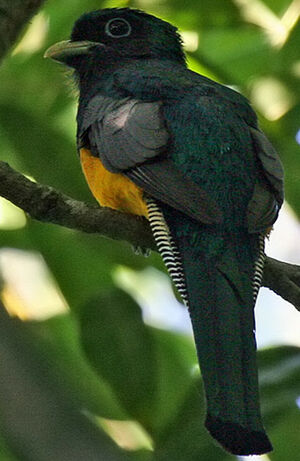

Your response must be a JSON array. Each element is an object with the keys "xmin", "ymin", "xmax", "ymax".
[{"xmin": 105, "ymin": 18, "xmax": 132, "ymax": 38}]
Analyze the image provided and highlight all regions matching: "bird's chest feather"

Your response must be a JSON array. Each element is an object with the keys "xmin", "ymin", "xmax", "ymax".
[{"xmin": 80, "ymin": 148, "xmax": 148, "ymax": 217}]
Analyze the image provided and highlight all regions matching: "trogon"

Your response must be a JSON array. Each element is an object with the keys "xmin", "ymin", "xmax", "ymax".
[{"xmin": 45, "ymin": 8, "xmax": 284, "ymax": 456}]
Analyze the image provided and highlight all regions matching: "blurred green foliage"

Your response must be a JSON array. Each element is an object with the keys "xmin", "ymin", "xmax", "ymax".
[{"xmin": 0, "ymin": 0, "xmax": 299, "ymax": 459}]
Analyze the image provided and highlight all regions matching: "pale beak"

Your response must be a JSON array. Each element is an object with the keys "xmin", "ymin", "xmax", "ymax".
[{"xmin": 44, "ymin": 40, "xmax": 101, "ymax": 63}]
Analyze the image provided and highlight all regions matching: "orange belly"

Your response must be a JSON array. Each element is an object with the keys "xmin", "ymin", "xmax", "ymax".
[{"xmin": 80, "ymin": 148, "xmax": 148, "ymax": 218}]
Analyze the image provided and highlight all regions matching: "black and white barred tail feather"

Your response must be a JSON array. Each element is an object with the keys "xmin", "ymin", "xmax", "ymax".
[
  {"xmin": 145, "ymin": 197, "xmax": 189, "ymax": 306},
  {"xmin": 253, "ymin": 233, "xmax": 266, "ymax": 305},
  {"xmin": 146, "ymin": 195, "xmax": 265, "ymax": 308}
]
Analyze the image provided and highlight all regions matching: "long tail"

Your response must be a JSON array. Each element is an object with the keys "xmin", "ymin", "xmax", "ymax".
[{"xmin": 146, "ymin": 198, "xmax": 272, "ymax": 456}]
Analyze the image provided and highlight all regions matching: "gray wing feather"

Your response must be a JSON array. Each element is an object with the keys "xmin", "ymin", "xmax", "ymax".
[
  {"xmin": 247, "ymin": 127, "xmax": 284, "ymax": 233},
  {"xmin": 250, "ymin": 127, "xmax": 284, "ymax": 204},
  {"xmin": 126, "ymin": 159, "xmax": 223, "ymax": 224},
  {"xmin": 79, "ymin": 94, "xmax": 222, "ymax": 225},
  {"xmin": 87, "ymin": 99, "xmax": 168, "ymax": 171}
]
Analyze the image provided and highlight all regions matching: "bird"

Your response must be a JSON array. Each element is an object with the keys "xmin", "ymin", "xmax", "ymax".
[{"xmin": 45, "ymin": 8, "xmax": 284, "ymax": 456}]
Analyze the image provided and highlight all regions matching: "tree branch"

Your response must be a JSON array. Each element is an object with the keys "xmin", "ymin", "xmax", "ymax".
[
  {"xmin": 0, "ymin": 0, "xmax": 46, "ymax": 63},
  {"xmin": 0, "ymin": 161, "xmax": 155, "ymax": 249},
  {"xmin": 1, "ymin": 160, "xmax": 300, "ymax": 311},
  {"xmin": 262, "ymin": 257, "xmax": 300, "ymax": 310}
]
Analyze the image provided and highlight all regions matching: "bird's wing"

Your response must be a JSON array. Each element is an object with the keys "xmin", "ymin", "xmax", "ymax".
[
  {"xmin": 78, "ymin": 94, "xmax": 223, "ymax": 225},
  {"xmin": 247, "ymin": 127, "xmax": 284, "ymax": 233}
]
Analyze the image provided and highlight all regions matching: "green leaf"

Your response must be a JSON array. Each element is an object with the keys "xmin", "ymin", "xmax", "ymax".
[
  {"xmin": 262, "ymin": 0, "xmax": 292, "ymax": 15},
  {"xmin": 269, "ymin": 408, "xmax": 300, "ymax": 461},
  {"xmin": 153, "ymin": 346, "xmax": 300, "ymax": 460},
  {"xmin": 138, "ymin": 0, "xmax": 240, "ymax": 30},
  {"xmin": 79, "ymin": 287, "xmax": 199, "ymax": 438},
  {"xmin": 199, "ymin": 27, "xmax": 273, "ymax": 83},
  {"xmin": 5, "ymin": 220, "xmax": 148, "ymax": 312},
  {"xmin": 0, "ymin": 308, "xmax": 130, "ymax": 461},
  {"xmin": 258, "ymin": 346, "xmax": 300, "ymax": 426},
  {"xmin": 0, "ymin": 103, "xmax": 85, "ymax": 199},
  {"xmin": 0, "ymin": 432, "xmax": 18, "ymax": 461},
  {"xmin": 148, "ymin": 327, "xmax": 197, "ymax": 436},
  {"xmin": 80, "ymin": 288, "xmax": 156, "ymax": 427},
  {"xmin": 26, "ymin": 314, "xmax": 126, "ymax": 420},
  {"xmin": 154, "ymin": 377, "xmax": 231, "ymax": 461}
]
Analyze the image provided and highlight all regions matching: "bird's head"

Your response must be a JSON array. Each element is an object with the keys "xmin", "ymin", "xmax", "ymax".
[{"xmin": 45, "ymin": 8, "xmax": 186, "ymax": 72}]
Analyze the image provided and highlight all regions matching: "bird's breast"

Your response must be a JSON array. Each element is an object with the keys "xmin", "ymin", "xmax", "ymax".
[{"xmin": 80, "ymin": 148, "xmax": 148, "ymax": 217}]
